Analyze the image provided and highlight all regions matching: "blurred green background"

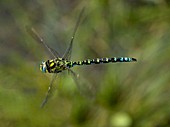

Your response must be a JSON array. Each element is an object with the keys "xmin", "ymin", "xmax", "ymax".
[{"xmin": 0, "ymin": 0, "xmax": 170, "ymax": 127}]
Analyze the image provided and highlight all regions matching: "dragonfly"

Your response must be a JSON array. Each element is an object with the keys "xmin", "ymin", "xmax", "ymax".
[{"xmin": 26, "ymin": 8, "xmax": 137, "ymax": 108}]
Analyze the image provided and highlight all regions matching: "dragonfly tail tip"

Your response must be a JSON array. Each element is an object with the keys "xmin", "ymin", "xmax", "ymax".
[{"xmin": 132, "ymin": 58, "xmax": 137, "ymax": 62}]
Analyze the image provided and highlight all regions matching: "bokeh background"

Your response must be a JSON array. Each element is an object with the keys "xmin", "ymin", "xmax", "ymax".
[{"xmin": 0, "ymin": 0, "xmax": 170, "ymax": 127}]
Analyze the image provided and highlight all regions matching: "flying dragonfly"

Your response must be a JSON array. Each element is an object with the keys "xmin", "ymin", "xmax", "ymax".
[{"xmin": 26, "ymin": 8, "xmax": 137, "ymax": 108}]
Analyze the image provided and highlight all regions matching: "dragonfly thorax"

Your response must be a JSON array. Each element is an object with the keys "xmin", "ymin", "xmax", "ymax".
[{"xmin": 43, "ymin": 58, "xmax": 72, "ymax": 73}]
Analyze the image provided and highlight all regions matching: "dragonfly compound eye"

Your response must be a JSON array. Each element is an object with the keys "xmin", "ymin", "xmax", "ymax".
[{"xmin": 40, "ymin": 61, "xmax": 47, "ymax": 73}]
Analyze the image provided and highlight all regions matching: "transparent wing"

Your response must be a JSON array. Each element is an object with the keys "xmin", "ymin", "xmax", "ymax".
[
  {"xmin": 62, "ymin": 8, "xmax": 95, "ymax": 98},
  {"xmin": 48, "ymin": 47, "xmax": 61, "ymax": 58},
  {"xmin": 66, "ymin": 67, "xmax": 96, "ymax": 99},
  {"xmin": 26, "ymin": 26, "xmax": 61, "ymax": 58},
  {"xmin": 62, "ymin": 7, "xmax": 85, "ymax": 60},
  {"xmin": 41, "ymin": 74, "xmax": 58, "ymax": 108}
]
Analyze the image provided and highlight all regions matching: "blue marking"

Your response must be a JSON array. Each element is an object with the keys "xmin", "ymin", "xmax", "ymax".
[
  {"xmin": 124, "ymin": 57, "xmax": 128, "ymax": 61},
  {"xmin": 42, "ymin": 66, "xmax": 46, "ymax": 73},
  {"xmin": 120, "ymin": 57, "xmax": 124, "ymax": 62}
]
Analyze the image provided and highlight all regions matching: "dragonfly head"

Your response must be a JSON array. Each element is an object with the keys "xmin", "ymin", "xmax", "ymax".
[{"xmin": 40, "ymin": 61, "xmax": 47, "ymax": 73}]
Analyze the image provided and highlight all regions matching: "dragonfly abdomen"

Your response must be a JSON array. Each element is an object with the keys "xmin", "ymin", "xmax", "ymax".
[{"xmin": 71, "ymin": 57, "xmax": 137, "ymax": 67}]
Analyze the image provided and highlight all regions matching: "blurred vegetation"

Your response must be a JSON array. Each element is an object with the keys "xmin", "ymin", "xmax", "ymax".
[{"xmin": 0, "ymin": 0, "xmax": 170, "ymax": 127}]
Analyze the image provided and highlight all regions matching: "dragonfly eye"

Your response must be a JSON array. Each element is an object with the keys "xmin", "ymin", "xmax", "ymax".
[{"xmin": 40, "ymin": 61, "xmax": 47, "ymax": 73}]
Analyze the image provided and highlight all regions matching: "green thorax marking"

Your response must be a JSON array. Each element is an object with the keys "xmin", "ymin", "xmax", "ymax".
[{"xmin": 45, "ymin": 58, "xmax": 72, "ymax": 73}]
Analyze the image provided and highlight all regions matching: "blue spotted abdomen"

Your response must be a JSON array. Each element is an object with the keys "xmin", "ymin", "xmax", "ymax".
[{"xmin": 70, "ymin": 57, "xmax": 137, "ymax": 67}]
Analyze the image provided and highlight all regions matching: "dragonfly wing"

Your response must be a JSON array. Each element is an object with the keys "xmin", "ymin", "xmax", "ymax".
[
  {"xmin": 41, "ymin": 73, "xmax": 58, "ymax": 108},
  {"xmin": 62, "ymin": 7, "xmax": 85, "ymax": 60},
  {"xmin": 26, "ymin": 26, "xmax": 61, "ymax": 58},
  {"xmin": 49, "ymin": 47, "xmax": 61, "ymax": 58},
  {"xmin": 67, "ymin": 67, "xmax": 96, "ymax": 99}
]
